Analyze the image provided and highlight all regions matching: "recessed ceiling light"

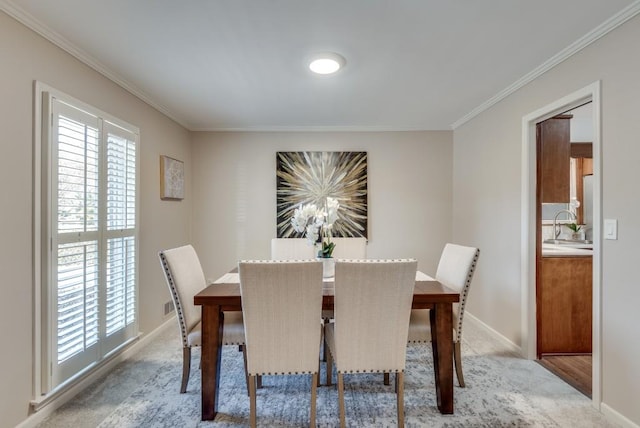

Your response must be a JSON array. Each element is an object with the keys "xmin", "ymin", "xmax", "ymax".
[{"xmin": 309, "ymin": 53, "xmax": 346, "ymax": 75}]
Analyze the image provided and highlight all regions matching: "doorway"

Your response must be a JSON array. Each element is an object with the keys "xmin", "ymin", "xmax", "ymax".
[
  {"xmin": 521, "ymin": 82, "xmax": 602, "ymax": 408},
  {"xmin": 536, "ymin": 105, "xmax": 594, "ymax": 398}
]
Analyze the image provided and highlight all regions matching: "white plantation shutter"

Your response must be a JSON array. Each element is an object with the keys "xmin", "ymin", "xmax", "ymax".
[
  {"xmin": 102, "ymin": 124, "xmax": 137, "ymax": 354},
  {"xmin": 105, "ymin": 237, "xmax": 135, "ymax": 335},
  {"xmin": 106, "ymin": 129, "xmax": 136, "ymax": 230},
  {"xmin": 52, "ymin": 104, "xmax": 101, "ymax": 381},
  {"xmin": 47, "ymin": 96, "xmax": 139, "ymax": 389},
  {"xmin": 56, "ymin": 113, "xmax": 99, "ymax": 232},
  {"xmin": 56, "ymin": 241, "xmax": 99, "ymax": 363}
]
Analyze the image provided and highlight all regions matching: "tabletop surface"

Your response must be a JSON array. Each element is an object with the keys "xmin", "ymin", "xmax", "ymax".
[{"xmin": 195, "ymin": 271, "xmax": 460, "ymax": 305}]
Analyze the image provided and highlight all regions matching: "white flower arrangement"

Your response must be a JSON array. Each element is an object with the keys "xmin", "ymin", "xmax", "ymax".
[{"xmin": 291, "ymin": 197, "xmax": 340, "ymax": 258}]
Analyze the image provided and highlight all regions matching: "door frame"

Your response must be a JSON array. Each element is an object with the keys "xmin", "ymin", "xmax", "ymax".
[{"xmin": 520, "ymin": 81, "xmax": 602, "ymax": 408}]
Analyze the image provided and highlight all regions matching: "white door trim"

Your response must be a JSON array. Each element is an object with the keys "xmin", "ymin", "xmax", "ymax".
[{"xmin": 520, "ymin": 81, "xmax": 602, "ymax": 409}]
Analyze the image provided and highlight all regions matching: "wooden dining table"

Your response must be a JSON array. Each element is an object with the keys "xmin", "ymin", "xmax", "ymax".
[{"xmin": 194, "ymin": 269, "xmax": 460, "ymax": 421}]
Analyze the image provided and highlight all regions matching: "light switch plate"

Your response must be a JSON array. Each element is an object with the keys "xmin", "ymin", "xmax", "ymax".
[{"xmin": 604, "ymin": 219, "xmax": 618, "ymax": 240}]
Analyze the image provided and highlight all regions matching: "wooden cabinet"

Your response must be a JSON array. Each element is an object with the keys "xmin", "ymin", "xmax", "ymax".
[
  {"xmin": 538, "ymin": 115, "xmax": 571, "ymax": 203},
  {"xmin": 570, "ymin": 142, "xmax": 593, "ymax": 158},
  {"xmin": 582, "ymin": 157, "xmax": 593, "ymax": 176},
  {"xmin": 537, "ymin": 256, "xmax": 592, "ymax": 356}
]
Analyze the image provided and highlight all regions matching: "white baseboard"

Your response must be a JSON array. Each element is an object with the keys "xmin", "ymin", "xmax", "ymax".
[
  {"xmin": 601, "ymin": 403, "xmax": 640, "ymax": 428},
  {"xmin": 465, "ymin": 311, "xmax": 523, "ymax": 356},
  {"xmin": 16, "ymin": 318, "xmax": 174, "ymax": 428}
]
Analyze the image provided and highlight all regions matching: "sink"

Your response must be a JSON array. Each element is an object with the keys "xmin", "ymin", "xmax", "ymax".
[
  {"xmin": 543, "ymin": 239, "xmax": 593, "ymax": 251},
  {"xmin": 544, "ymin": 239, "xmax": 593, "ymax": 245}
]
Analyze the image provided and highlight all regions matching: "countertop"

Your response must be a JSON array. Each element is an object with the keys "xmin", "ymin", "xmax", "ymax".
[{"xmin": 542, "ymin": 243, "xmax": 593, "ymax": 257}]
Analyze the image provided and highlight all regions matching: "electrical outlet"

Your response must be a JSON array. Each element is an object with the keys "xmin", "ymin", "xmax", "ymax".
[{"xmin": 163, "ymin": 300, "xmax": 175, "ymax": 316}]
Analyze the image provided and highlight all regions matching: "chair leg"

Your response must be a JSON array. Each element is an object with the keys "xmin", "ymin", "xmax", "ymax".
[
  {"xmin": 321, "ymin": 318, "xmax": 329, "ymax": 362},
  {"xmin": 242, "ymin": 346, "xmax": 262, "ymax": 389},
  {"xmin": 249, "ymin": 374, "xmax": 257, "ymax": 428},
  {"xmin": 242, "ymin": 345, "xmax": 250, "ymax": 395},
  {"xmin": 338, "ymin": 373, "xmax": 346, "ymax": 428},
  {"xmin": 326, "ymin": 345, "xmax": 333, "ymax": 386},
  {"xmin": 396, "ymin": 372, "xmax": 405, "ymax": 427},
  {"xmin": 383, "ymin": 372, "xmax": 390, "ymax": 386},
  {"xmin": 317, "ymin": 324, "xmax": 323, "ymax": 386},
  {"xmin": 454, "ymin": 341, "xmax": 465, "ymax": 387},
  {"xmin": 180, "ymin": 347, "xmax": 191, "ymax": 393},
  {"xmin": 316, "ymin": 343, "xmax": 322, "ymax": 387},
  {"xmin": 310, "ymin": 373, "xmax": 318, "ymax": 428}
]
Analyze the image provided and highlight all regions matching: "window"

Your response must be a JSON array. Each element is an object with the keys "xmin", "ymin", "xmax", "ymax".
[{"xmin": 37, "ymin": 86, "xmax": 139, "ymax": 394}]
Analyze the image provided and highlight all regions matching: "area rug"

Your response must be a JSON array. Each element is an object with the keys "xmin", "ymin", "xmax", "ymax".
[{"xmin": 95, "ymin": 325, "xmax": 614, "ymax": 428}]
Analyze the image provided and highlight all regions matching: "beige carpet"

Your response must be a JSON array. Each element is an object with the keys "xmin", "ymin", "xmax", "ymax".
[{"xmin": 37, "ymin": 320, "xmax": 616, "ymax": 427}]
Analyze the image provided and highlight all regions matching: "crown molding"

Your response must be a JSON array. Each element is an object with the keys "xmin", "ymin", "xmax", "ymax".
[
  {"xmin": 190, "ymin": 125, "xmax": 449, "ymax": 133},
  {"xmin": 451, "ymin": 0, "xmax": 640, "ymax": 130},
  {"xmin": 0, "ymin": 0, "xmax": 191, "ymax": 130}
]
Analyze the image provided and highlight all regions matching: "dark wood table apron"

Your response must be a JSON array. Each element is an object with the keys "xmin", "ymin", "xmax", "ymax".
[{"xmin": 194, "ymin": 276, "xmax": 460, "ymax": 421}]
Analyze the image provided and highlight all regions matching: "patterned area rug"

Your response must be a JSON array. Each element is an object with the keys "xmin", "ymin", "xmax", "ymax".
[{"xmin": 94, "ymin": 324, "xmax": 615, "ymax": 428}]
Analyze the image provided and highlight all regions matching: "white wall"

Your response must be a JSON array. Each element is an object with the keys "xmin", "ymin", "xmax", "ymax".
[
  {"xmin": 453, "ymin": 14, "xmax": 640, "ymax": 426},
  {"xmin": 190, "ymin": 131, "xmax": 453, "ymax": 280},
  {"xmin": 0, "ymin": 11, "xmax": 191, "ymax": 427}
]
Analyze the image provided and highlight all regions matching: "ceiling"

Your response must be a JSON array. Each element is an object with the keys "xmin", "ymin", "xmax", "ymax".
[{"xmin": 3, "ymin": 0, "xmax": 637, "ymax": 131}]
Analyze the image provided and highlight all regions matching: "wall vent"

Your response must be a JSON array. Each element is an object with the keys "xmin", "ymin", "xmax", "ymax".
[{"xmin": 164, "ymin": 300, "xmax": 175, "ymax": 316}]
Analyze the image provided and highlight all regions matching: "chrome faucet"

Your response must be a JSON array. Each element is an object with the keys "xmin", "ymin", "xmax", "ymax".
[{"xmin": 552, "ymin": 209, "xmax": 576, "ymax": 239}]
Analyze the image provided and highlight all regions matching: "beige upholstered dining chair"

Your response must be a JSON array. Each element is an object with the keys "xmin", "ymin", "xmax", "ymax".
[
  {"xmin": 325, "ymin": 259, "xmax": 417, "ymax": 428},
  {"xmin": 158, "ymin": 244, "xmax": 246, "ymax": 393},
  {"xmin": 329, "ymin": 237, "xmax": 367, "ymax": 259},
  {"xmin": 321, "ymin": 236, "xmax": 367, "ymax": 317},
  {"xmin": 270, "ymin": 237, "xmax": 316, "ymax": 260},
  {"xmin": 239, "ymin": 260, "xmax": 324, "ymax": 428},
  {"xmin": 271, "ymin": 237, "xmax": 367, "ymax": 260},
  {"xmin": 407, "ymin": 243, "xmax": 480, "ymax": 387}
]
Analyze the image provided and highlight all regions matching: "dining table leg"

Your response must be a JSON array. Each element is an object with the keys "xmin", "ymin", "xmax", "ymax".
[
  {"xmin": 200, "ymin": 304, "xmax": 224, "ymax": 420},
  {"xmin": 431, "ymin": 302, "xmax": 454, "ymax": 414}
]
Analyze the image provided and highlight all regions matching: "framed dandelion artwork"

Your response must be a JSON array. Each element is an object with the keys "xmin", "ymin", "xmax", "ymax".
[
  {"xmin": 276, "ymin": 151, "xmax": 368, "ymax": 238},
  {"xmin": 160, "ymin": 155, "xmax": 184, "ymax": 200}
]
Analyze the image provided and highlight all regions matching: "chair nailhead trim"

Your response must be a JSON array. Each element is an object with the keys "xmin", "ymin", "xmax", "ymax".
[
  {"xmin": 159, "ymin": 252, "xmax": 189, "ymax": 348},
  {"xmin": 454, "ymin": 249, "xmax": 479, "ymax": 341},
  {"xmin": 336, "ymin": 258, "xmax": 416, "ymax": 264},
  {"xmin": 252, "ymin": 371, "xmax": 316, "ymax": 376},
  {"xmin": 239, "ymin": 259, "xmax": 320, "ymax": 264},
  {"xmin": 193, "ymin": 342, "xmax": 248, "ymax": 349}
]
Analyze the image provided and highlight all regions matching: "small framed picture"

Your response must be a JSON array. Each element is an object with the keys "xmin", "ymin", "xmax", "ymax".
[{"xmin": 160, "ymin": 155, "xmax": 184, "ymax": 200}]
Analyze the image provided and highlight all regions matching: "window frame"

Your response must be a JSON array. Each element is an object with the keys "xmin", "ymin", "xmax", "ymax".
[{"xmin": 33, "ymin": 81, "xmax": 140, "ymax": 400}]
